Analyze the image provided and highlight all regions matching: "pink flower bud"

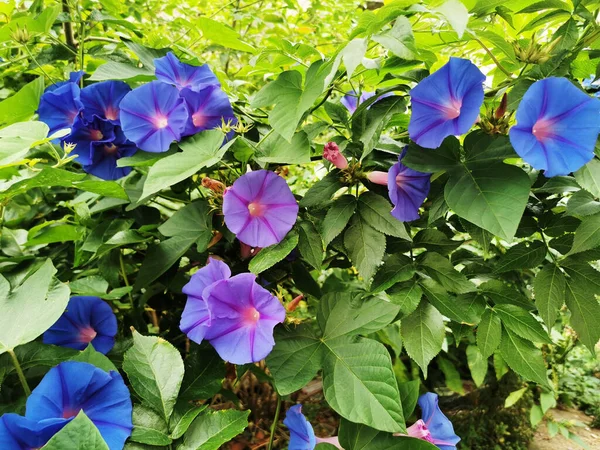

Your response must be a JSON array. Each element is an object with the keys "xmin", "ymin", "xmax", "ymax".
[
  {"xmin": 202, "ymin": 177, "xmax": 225, "ymax": 193},
  {"xmin": 323, "ymin": 142, "xmax": 349, "ymax": 169},
  {"xmin": 286, "ymin": 294, "xmax": 304, "ymax": 312},
  {"xmin": 367, "ymin": 170, "xmax": 388, "ymax": 186}
]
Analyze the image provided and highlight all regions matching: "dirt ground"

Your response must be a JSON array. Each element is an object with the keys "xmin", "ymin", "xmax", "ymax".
[{"xmin": 529, "ymin": 408, "xmax": 600, "ymax": 450}]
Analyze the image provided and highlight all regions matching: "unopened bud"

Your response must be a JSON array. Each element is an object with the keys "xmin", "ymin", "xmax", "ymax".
[
  {"xmin": 202, "ymin": 177, "xmax": 225, "ymax": 193},
  {"xmin": 495, "ymin": 93, "xmax": 508, "ymax": 120},
  {"xmin": 323, "ymin": 142, "xmax": 348, "ymax": 170},
  {"xmin": 367, "ymin": 171, "xmax": 388, "ymax": 186},
  {"xmin": 207, "ymin": 232, "xmax": 223, "ymax": 248},
  {"xmin": 240, "ymin": 241, "xmax": 261, "ymax": 260},
  {"xmin": 286, "ymin": 294, "xmax": 304, "ymax": 312}
]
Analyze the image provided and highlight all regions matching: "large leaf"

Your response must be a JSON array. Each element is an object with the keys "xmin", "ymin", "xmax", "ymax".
[
  {"xmin": 445, "ymin": 163, "xmax": 530, "ymax": 241},
  {"xmin": 494, "ymin": 304, "xmax": 551, "ymax": 344},
  {"xmin": 568, "ymin": 213, "xmax": 600, "ymax": 255},
  {"xmin": 493, "ymin": 241, "xmax": 547, "ymax": 273},
  {"xmin": 477, "ymin": 308, "xmax": 502, "ymax": 358},
  {"xmin": 297, "ymin": 220, "xmax": 324, "ymax": 270},
  {"xmin": 419, "ymin": 252, "xmax": 476, "ymax": 294},
  {"xmin": 499, "ymin": 329, "xmax": 550, "ymax": 389},
  {"xmin": 401, "ymin": 302, "xmax": 445, "ymax": 377},
  {"xmin": 43, "ymin": 411, "xmax": 108, "ymax": 450},
  {"xmin": 248, "ymin": 230, "xmax": 299, "ymax": 274},
  {"xmin": 196, "ymin": 17, "xmax": 256, "ymax": 53},
  {"xmin": 321, "ymin": 195, "xmax": 356, "ymax": 245},
  {"xmin": 266, "ymin": 325, "xmax": 325, "ymax": 395},
  {"xmin": 344, "ymin": 215, "xmax": 386, "ymax": 281},
  {"xmin": 323, "ymin": 337, "xmax": 405, "ymax": 433},
  {"xmin": 533, "ymin": 264, "xmax": 566, "ymax": 328},
  {"xmin": 255, "ymin": 130, "xmax": 311, "ymax": 164},
  {"xmin": 179, "ymin": 346, "xmax": 225, "ymax": 402},
  {"xmin": 0, "ymin": 259, "xmax": 70, "ymax": 354},
  {"xmin": 130, "ymin": 404, "xmax": 172, "ymax": 446},
  {"xmin": 0, "ymin": 78, "xmax": 45, "ymax": 127},
  {"xmin": 574, "ymin": 158, "xmax": 600, "ymax": 198},
  {"xmin": 371, "ymin": 254, "xmax": 415, "ymax": 293},
  {"xmin": 179, "ymin": 409, "xmax": 249, "ymax": 450},
  {"xmin": 122, "ymin": 331, "xmax": 185, "ymax": 421},
  {"xmin": 372, "ymin": 16, "xmax": 415, "ymax": 59},
  {"xmin": 0, "ymin": 341, "xmax": 77, "ymax": 377},
  {"xmin": 357, "ymin": 192, "xmax": 411, "ymax": 240}
]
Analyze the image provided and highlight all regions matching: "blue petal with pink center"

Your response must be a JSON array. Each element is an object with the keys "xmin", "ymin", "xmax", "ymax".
[{"xmin": 154, "ymin": 52, "xmax": 220, "ymax": 91}]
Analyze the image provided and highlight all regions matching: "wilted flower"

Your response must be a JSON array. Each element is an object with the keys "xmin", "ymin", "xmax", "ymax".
[
  {"xmin": 0, "ymin": 414, "xmax": 66, "ymax": 449},
  {"xmin": 284, "ymin": 404, "xmax": 342, "ymax": 450},
  {"xmin": 180, "ymin": 85, "xmax": 236, "ymax": 136},
  {"xmin": 38, "ymin": 82, "xmax": 83, "ymax": 135},
  {"xmin": 80, "ymin": 80, "xmax": 131, "ymax": 124},
  {"xmin": 406, "ymin": 393, "xmax": 460, "ymax": 450},
  {"xmin": 43, "ymin": 296, "xmax": 118, "ymax": 354},
  {"xmin": 24, "ymin": 361, "xmax": 133, "ymax": 450},
  {"xmin": 223, "ymin": 170, "xmax": 299, "ymax": 248},
  {"xmin": 408, "ymin": 57, "xmax": 485, "ymax": 149},
  {"xmin": 323, "ymin": 142, "xmax": 348, "ymax": 169},
  {"xmin": 119, "ymin": 80, "xmax": 189, "ymax": 152},
  {"xmin": 154, "ymin": 52, "xmax": 220, "ymax": 91},
  {"xmin": 509, "ymin": 77, "xmax": 600, "ymax": 177},
  {"xmin": 180, "ymin": 259, "xmax": 286, "ymax": 364}
]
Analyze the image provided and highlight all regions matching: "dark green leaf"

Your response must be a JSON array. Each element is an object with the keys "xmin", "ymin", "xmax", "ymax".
[
  {"xmin": 300, "ymin": 171, "xmax": 344, "ymax": 209},
  {"xmin": 179, "ymin": 345, "xmax": 224, "ymax": 402},
  {"xmin": 130, "ymin": 405, "xmax": 172, "ymax": 446},
  {"xmin": 344, "ymin": 215, "xmax": 386, "ymax": 280},
  {"xmin": 499, "ymin": 329, "xmax": 550, "ymax": 389},
  {"xmin": 249, "ymin": 230, "xmax": 299, "ymax": 274},
  {"xmin": 534, "ymin": 264, "xmax": 566, "ymax": 327},
  {"xmin": 401, "ymin": 302, "xmax": 445, "ymax": 377},
  {"xmin": 403, "ymin": 137, "xmax": 460, "ymax": 173},
  {"xmin": 297, "ymin": 221, "xmax": 324, "ymax": 270},
  {"xmin": 180, "ymin": 409, "xmax": 250, "ymax": 450},
  {"xmin": 493, "ymin": 241, "xmax": 547, "ymax": 273},
  {"xmin": 321, "ymin": 195, "xmax": 356, "ymax": 245},
  {"xmin": 568, "ymin": 213, "xmax": 600, "ymax": 255},
  {"xmin": 371, "ymin": 254, "xmax": 415, "ymax": 293},
  {"xmin": 477, "ymin": 308, "xmax": 502, "ymax": 358},
  {"xmin": 494, "ymin": 304, "xmax": 551, "ymax": 344},
  {"xmin": 419, "ymin": 252, "xmax": 476, "ymax": 294},
  {"xmin": 357, "ymin": 192, "xmax": 411, "ymax": 240}
]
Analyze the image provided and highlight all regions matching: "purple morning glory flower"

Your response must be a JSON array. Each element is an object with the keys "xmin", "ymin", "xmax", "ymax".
[
  {"xmin": 283, "ymin": 404, "xmax": 342, "ymax": 450},
  {"xmin": 119, "ymin": 80, "xmax": 189, "ymax": 153},
  {"xmin": 341, "ymin": 90, "xmax": 375, "ymax": 114},
  {"xmin": 388, "ymin": 149, "xmax": 431, "ymax": 222},
  {"xmin": 409, "ymin": 57, "xmax": 485, "ymax": 149},
  {"xmin": 222, "ymin": 170, "xmax": 299, "ymax": 248},
  {"xmin": 509, "ymin": 77, "xmax": 600, "ymax": 177},
  {"xmin": 25, "ymin": 361, "xmax": 133, "ymax": 450},
  {"xmin": 38, "ymin": 81, "xmax": 84, "ymax": 135},
  {"xmin": 43, "ymin": 296, "xmax": 118, "ymax": 354},
  {"xmin": 180, "ymin": 257, "xmax": 231, "ymax": 343},
  {"xmin": 0, "ymin": 414, "xmax": 66, "ymax": 449},
  {"xmin": 407, "ymin": 393, "xmax": 460, "ymax": 450},
  {"xmin": 80, "ymin": 80, "xmax": 132, "ymax": 124},
  {"xmin": 180, "ymin": 85, "xmax": 236, "ymax": 136},
  {"xmin": 45, "ymin": 71, "xmax": 84, "ymax": 93},
  {"xmin": 154, "ymin": 52, "xmax": 220, "ymax": 91}
]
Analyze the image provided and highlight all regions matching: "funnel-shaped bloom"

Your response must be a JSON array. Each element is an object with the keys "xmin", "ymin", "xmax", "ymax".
[
  {"xmin": 180, "ymin": 85, "xmax": 236, "ymax": 136},
  {"xmin": 284, "ymin": 404, "xmax": 342, "ymax": 450},
  {"xmin": 81, "ymin": 80, "xmax": 131, "ymax": 124},
  {"xmin": 203, "ymin": 273, "xmax": 286, "ymax": 364},
  {"xmin": 83, "ymin": 127, "xmax": 138, "ymax": 180},
  {"xmin": 0, "ymin": 414, "xmax": 67, "ymax": 450},
  {"xmin": 388, "ymin": 150, "xmax": 431, "ymax": 222},
  {"xmin": 120, "ymin": 80, "xmax": 188, "ymax": 152},
  {"xmin": 407, "ymin": 393, "xmax": 460, "ymax": 450},
  {"xmin": 65, "ymin": 116, "xmax": 116, "ymax": 166},
  {"xmin": 38, "ymin": 82, "xmax": 84, "ymax": 135},
  {"xmin": 223, "ymin": 170, "xmax": 299, "ymax": 248},
  {"xmin": 26, "ymin": 361, "xmax": 133, "ymax": 450},
  {"xmin": 180, "ymin": 258, "xmax": 231, "ymax": 343},
  {"xmin": 43, "ymin": 296, "xmax": 118, "ymax": 354},
  {"xmin": 409, "ymin": 57, "xmax": 485, "ymax": 149},
  {"xmin": 509, "ymin": 77, "xmax": 600, "ymax": 177},
  {"xmin": 154, "ymin": 52, "xmax": 220, "ymax": 91}
]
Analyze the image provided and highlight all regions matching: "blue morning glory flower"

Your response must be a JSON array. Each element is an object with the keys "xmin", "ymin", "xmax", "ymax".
[
  {"xmin": 283, "ymin": 404, "xmax": 342, "ymax": 449},
  {"xmin": 38, "ymin": 82, "xmax": 84, "ymax": 135},
  {"xmin": 64, "ymin": 116, "xmax": 116, "ymax": 166},
  {"xmin": 119, "ymin": 80, "xmax": 189, "ymax": 152},
  {"xmin": 180, "ymin": 85, "xmax": 236, "ymax": 136},
  {"xmin": 43, "ymin": 296, "xmax": 118, "ymax": 354},
  {"xmin": 154, "ymin": 52, "xmax": 220, "ymax": 91},
  {"xmin": 26, "ymin": 361, "xmax": 133, "ymax": 450},
  {"xmin": 509, "ymin": 77, "xmax": 600, "ymax": 177},
  {"xmin": 406, "ymin": 393, "xmax": 460, "ymax": 450},
  {"xmin": 388, "ymin": 149, "xmax": 431, "ymax": 222},
  {"xmin": 45, "ymin": 71, "xmax": 84, "ymax": 93},
  {"xmin": 408, "ymin": 57, "xmax": 485, "ymax": 149},
  {"xmin": 341, "ymin": 90, "xmax": 375, "ymax": 114},
  {"xmin": 0, "ymin": 414, "xmax": 67, "ymax": 449},
  {"xmin": 80, "ymin": 80, "xmax": 132, "ymax": 124}
]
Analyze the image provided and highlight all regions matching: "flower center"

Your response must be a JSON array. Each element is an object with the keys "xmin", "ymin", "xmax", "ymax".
[
  {"xmin": 62, "ymin": 407, "xmax": 81, "ymax": 419},
  {"xmin": 154, "ymin": 115, "xmax": 169, "ymax": 129},
  {"xmin": 79, "ymin": 327, "xmax": 97, "ymax": 343},
  {"xmin": 90, "ymin": 129, "xmax": 103, "ymax": 141},
  {"xmin": 192, "ymin": 112, "xmax": 207, "ymax": 127},
  {"xmin": 103, "ymin": 143, "xmax": 119, "ymax": 154},
  {"xmin": 105, "ymin": 107, "xmax": 118, "ymax": 121},
  {"xmin": 242, "ymin": 307, "xmax": 260, "ymax": 325},
  {"xmin": 407, "ymin": 419, "xmax": 434, "ymax": 443},
  {"xmin": 532, "ymin": 118, "xmax": 554, "ymax": 142},
  {"xmin": 443, "ymin": 98, "xmax": 462, "ymax": 120},
  {"xmin": 248, "ymin": 202, "xmax": 265, "ymax": 217}
]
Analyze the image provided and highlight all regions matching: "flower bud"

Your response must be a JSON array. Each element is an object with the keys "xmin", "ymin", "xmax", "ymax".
[
  {"xmin": 240, "ymin": 241, "xmax": 261, "ymax": 260},
  {"xmin": 202, "ymin": 177, "xmax": 225, "ymax": 193},
  {"xmin": 323, "ymin": 142, "xmax": 348, "ymax": 170},
  {"xmin": 495, "ymin": 93, "xmax": 508, "ymax": 120},
  {"xmin": 366, "ymin": 170, "xmax": 388, "ymax": 186},
  {"xmin": 286, "ymin": 294, "xmax": 304, "ymax": 312}
]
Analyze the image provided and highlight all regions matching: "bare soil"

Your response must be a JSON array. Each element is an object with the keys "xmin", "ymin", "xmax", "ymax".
[{"xmin": 529, "ymin": 408, "xmax": 600, "ymax": 450}]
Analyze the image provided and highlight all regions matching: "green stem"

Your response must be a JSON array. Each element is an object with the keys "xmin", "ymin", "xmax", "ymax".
[
  {"xmin": 119, "ymin": 251, "xmax": 135, "ymax": 310},
  {"xmin": 23, "ymin": 44, "xmax": 56, "ymax": 83},
  {"xmin": 268, "ymin": 394, "xmax": 282, "ymax": 450},
  {"xmin": 8, "ymin": 349, "xmax": 31, "ymax": 396}
]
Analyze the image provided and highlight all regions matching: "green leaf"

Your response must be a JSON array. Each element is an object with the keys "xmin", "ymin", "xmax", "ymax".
[
  {"xmin": 339, "ymin": 419, "xmax": 439, "ymax": 450},
  {"xmin": 255, "ymin": 130, "xmax": 311, "ymax": 164},
  {"xmin": 323, "ymin": 337, "xmax": 405, "ymax": 433},
  {"xmin": 71, "ymin": 345, "xmax": 117, "ymax": 372},
  {"xmin": 567, "ymin": 190, "xmax": 600, "ymax": 217},
  {"xmin": 0, "ymin": 259, "xmax": 70, "ymax": 354},
  {"xmin": 371, "ymin": 254, "xmax": 415, "ymax": 293},
  {"xmin": 321, "ymin": 195, "xmax": 356, "ymax": 245},
  {"xmin": 179, "ymin": 345, "xmax": 224, "ymax": 402},
  {"xmin": 435, "ymin": 0, "xmax": 469, "ymax": 38},
  {"xmin": 530, "ymin": 404, "xmax": 544, "ymax": 427},
  {"xmin": 0, "ymin": 78, "xmax": 45, "ymax": 127},
  {"xmin": 196, "ymin": 17, "xmax": 255, "ymax": 52},
  {"xmin": 179, "ymin": 409, "xmax": 250, "ymax": 450},
  {"xmin": 413, "ymin": 229, "xmax": 461, "ymax": 255},
  {"xmin": 354, "ymin": 97, "xmax": 407, "ymax": 159},
  {"xmin": 267, "ymin": 325, "xmax": 325, "ymax": 395},
  {"xmin": 130, "ymin": 404, "xmax": 172, "ymax": 446},
  {"xmin": 499, "ymin": 329, "xmax": 550, "ymax": 389},
  {"xmin": 438, "ymin": 357, "xmax": 465, "ymax": 395},
  {"xmin": 540, "ymin": 391, "xmax": 556, "ymax": 414},
  {"xmin": 372, "ymin": 16, "xmax": 415, "ymax": 59},
  {"xmin": 43, "ymin": 411, "xmax": 108, "ymax": 450},
  {"xmin": 158, "ymin": 201, "xmax": 213, "ymax": 241},
  {"xmin": 249, "ymin": 230, "xmax": 299, "ymax": 274},
  {"xmin": 0, "ymin": 342, "xmax": 77, "ymax": 377},
  {"xmin": 403, "ymin": 137, "xmax": 460, "ymax": 173},
  {"xmin": 387, "ymin": 281, "xmax": 422, "ymax": 316},
  {"xmin": 89, "ymin": 61, "xmax": 154, "ymax": 81},
  {"xmin": 467, "ymin": 345, "xmax": 487, "ymax": 387},
  {"xmin": 300, "ymin": 171, "xmax": 344, "ymax": 209},
  {"xmin": 445, "ymin": 163, "xmax": 530, "ymax": 241},
  {"xmin": 122, "ymin": 330, "xmax": 185, "ymax": 422},
  {"xmin": 344, "ymin": 214, "xmax": 386, "ymax": 280},
  {"xmin": 494, "ymin": 241, "xmax": 547, "ymax": 273},
  {"xmin": 419, "ymin": 278, "xmax": 476, "ymax": 324},
  {"xmin": 169, "ymin": 404, "xmax": 208, "ymax": 440},
  {"xmin": 533, "ymin": 264, "xmax": 566, "ymax": 328},
  {"xmin": 140, "ymin": 130, "xmax": 231, "ymax": 201},
  {"xmin": 297, "ymin": 221, "xmax": 324, "ymax": 270},
  {"xmin": 401, "ymin": 302, "xmax": 445, "ymax": 377},
  {"xmin": 494, "ymin": 304, "xmax": 551, "ymax": 344},
  {"xmin": 479, "ymin": 279, "xmax": 534, "ymax": 310},
  {"xmin": 574, "ymin": 158, "xmax": 600, "ymax": 198},
  {"xmin": 342, "ymin": 38, "xmax": 368, "ymax": 78},
  {"xmin": 505, "ymin": 387, "xmax": 528, "ymax": 408},
  {"xmin": 357, "ymin": 192, "xmax": 411, "ymax": 240},
  {"xmin": 398, "ymin": 380, "xmax": 420, "ymax": 418},
  {"xmin": 419, "ymin": 252, "xmax": 476, "ymax": 294},
  {"xmin": 568, "ymin": 213, "xmax": 600, "ymax": 255},
  {"xmin": 477, "ymin": 309, "xmax": 502, "ymax": 358}
]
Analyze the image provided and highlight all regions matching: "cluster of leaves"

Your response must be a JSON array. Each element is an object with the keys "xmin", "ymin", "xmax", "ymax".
[{"xmin": 1, "ymin": 0, "xmax": 600, "ymax": 448}]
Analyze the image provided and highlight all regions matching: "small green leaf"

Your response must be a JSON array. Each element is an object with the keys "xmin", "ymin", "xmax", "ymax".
[
  {"xmin": 494, "ymin": 241, "xmax": 547, "ymax": 273},
  {"xmin": 504, "ymin": 387, "xmax": 528, "ymax": 408},
  {"xmin": 169, "ymin": 404, "xmax": 208, "ymax": 440},
  {"xmin": 574, "ymin": 158, "xmax": 600, "ymax": 198},
  {"xmin": 0, "ymin": 120, "xmax": 48, "ymax": 167},
  {"xmin": 297, "ymin": 221, "xmax": 324, "ymax": 270},
  {"xmin": 339, "ymin": 418, "xmax": 438, "ymax": 450},
  {"xmin": 534, "ymin": 264, "xmax": 566, "ymax": 328},
  {"xmin": 401, "ymin": 302, "xmax": 445, "ymax": 377},
  {"xmin": 321, "ymin": 195, "xmax": 356, "ymax": 245},
  {"xmin": 413, "ymin": 229, "xmax": 461, "ymax": 255},
  {"xmin": 43, "ymin": 411, "xmax": 108, "ymax": 449},
  {"xmin": 419, "ymin": 252, "xmax": 476, "ymax": 294},
  {"xmin": 344, "ymin": 214, "xmax": 386, "ymax": 281},
  {"xmin": 196, "ymin": 17, "xmax": 256, "ymax": 53},
  {"xmin": 357, "ymin": 192, "xmax": 411, "ymax": 239},
  {"xmin": 249, "ymin": 231, "xmax": 299, "ymax": 274},
  {"xmin": 499, "ymin": 329, "xmax": 550, "ymax": 389},
  {"xmin": 71, "ymin": 345, "xmax": 117, "ymax": 372},
  {"xmin": 371, "ymin": 254, "xmax": 415, "ymax": 293},
  {"xmin": 0, "ymin": 78, "xmax": 45, "ymax": 127},
  {"xmin": 438, "ymin": 357, "xmax": 465, "ymax": 395},
  {"xmin": 435, "ymin": 0, "xmax": 469, "ymax": 38},
  {"xmin": 130, "ymin": 404, "xmax": 172, "ymax": 446},
  {"xmin": 300, "ymin": 171, "xmax": 344, "ymax": 209},
  {"xmin": 466, "ymin": 345, "xmax": 487, "ymax": 387},
  {"xmin": 255, "ymin": 130, "xmax": 311, "ymax": 164},
  {"xmin": 398, "ymin": 380, "xmax": 420, "ymax": 418},
  {"xmin": 530, "ymin": 404, "xmax": 544, "ymax": 427},
  {"xmin": 179, "ymin": 345, "xmax": 225, "ymax": 402},
  {"xmin": 372, "ymin": 16, "xmax": 415, "ymax": 59},
  {"xmin": 494, "ymin": 304, "xmax": 552, "ymax": 344},
  {"xmin": 179, "ymin": 409, "xmax": 250, "ymax": 450},
  {"xmin": 477, "ymin": 309, "xmax": 502, "ymax": 358},
  {"xmin": 569, "ymin": 213, "xmax": 600, "ymax": 255},
  {"xmin": 403, "ymin": 137, "xmax": 460, "ymax": 173}
]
